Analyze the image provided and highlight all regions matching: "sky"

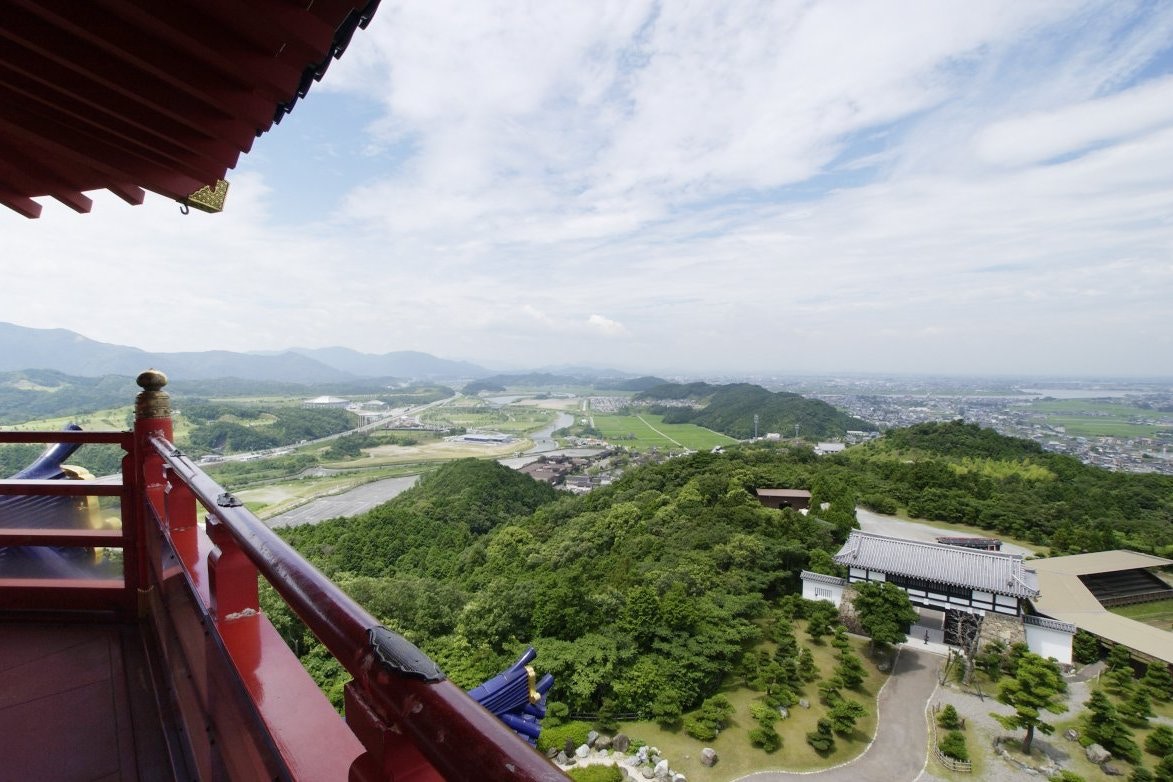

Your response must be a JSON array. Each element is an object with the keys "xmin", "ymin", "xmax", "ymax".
[{"xmin": 3, "ymin": 1, "xmax": 1173, "ymax": 377}]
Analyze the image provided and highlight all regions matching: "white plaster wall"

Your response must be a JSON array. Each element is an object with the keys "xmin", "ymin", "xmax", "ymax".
[
  {"xmin": 1025, "ymin": 624, "xmax": 1074, "ymax": 666},
  {"xmin": 802, "ymin": 579, "xmax": 844, "ymax": 607}
]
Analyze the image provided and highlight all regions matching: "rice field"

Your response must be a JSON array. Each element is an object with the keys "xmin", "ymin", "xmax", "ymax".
[{"xmin": 590, "ymin": 413, "xmax": 736, "ymax": 452}]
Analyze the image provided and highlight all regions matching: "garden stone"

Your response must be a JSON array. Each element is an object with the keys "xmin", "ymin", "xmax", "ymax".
[
  {"xmin": 565, "ymin": 739, "xmax": 576, "ymax": 756},
  {"xmin": 613, "ymin": 733, "xmax": 630, "ymax": 753},
  {"xmin": 778, "ymin": 707, "xmax": 789, "ymax": 720},
  {"xmin": 1064, "ymin": 728, "xmax": 1079, "ymax": 741},
  {"xmin": 546, "ymin": 747, "xmax": 560, "ymax": 759},
  {"xmin": 555, "ymin": 751, "xmax": 568, "ymax": 765},
  {"xmin": 587, "ymin": 730, "xmax": 600, "ymax": 748},
  {"xmin": 1102, "ymin": 763, "xmax": 1124, "ymax": 776},
  {"xmin": 672, "ymin": 774, "xmax": 687, "ymax": 782},
  {"xmin": 575, "ymin": 744, "xmax": 590, "ymax": 758},
  {"xmin": 700, "ymin": 748, "xmax": 718, "ymax": 767},
  {"xmin": 653, "ymin": 759, "xmax": 669, "ymax": 779},
  {"xmin": 641, "ymin": 768, "xmax": 654, "ymax": 780},
  {"xmin": 798, "ymin": 699, "xmax": 810, "ymax": 709},
  {"xmin": 1086, "ymin": 744, "xmax": 1112, "ymax": 764},
  {"xmin": 595, "ymin": 734, "xmax": 613, "ymax": 750}
]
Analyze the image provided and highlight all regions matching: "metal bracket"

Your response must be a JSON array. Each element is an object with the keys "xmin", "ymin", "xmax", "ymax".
[
  {"xmin": 368, "ymin": 627, "xmax": 445, "ymax": 682},
  {"xmin": 216, "ymin": 492, "xmax": 242, "ymax": 508}
]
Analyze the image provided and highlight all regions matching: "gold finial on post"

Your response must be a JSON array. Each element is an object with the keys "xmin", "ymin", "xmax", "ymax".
[{"xmin": 135, "ymin": 369, "xmax": 170, "ymax": 420}]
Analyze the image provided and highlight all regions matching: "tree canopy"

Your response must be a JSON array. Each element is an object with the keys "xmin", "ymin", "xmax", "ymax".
[
  {"xmin": 851, "ymin": 581, "xmax": 918, "ymax": 649},
  {"xmin": 993, "ymin": 652, "xmax": 1068, "ymax": 754}
]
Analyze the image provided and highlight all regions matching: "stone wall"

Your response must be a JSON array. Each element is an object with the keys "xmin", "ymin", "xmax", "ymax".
[
  {"xmin": 837, "ymin": 584, "xmax": 862, "ymax": 634},
  {"xmin": 977, "ymin": 611, "xmax": 1025, "ymax": 651}
]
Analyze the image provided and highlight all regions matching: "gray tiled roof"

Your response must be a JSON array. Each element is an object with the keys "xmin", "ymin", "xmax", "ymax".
[
  {"xmin": 800, "ymin": 570, "xmax": 848, "ymax": 586},
  {"xmin": 834, "ymin": 530, "xmax": 1039, "ymax": 599},
  {"xmin": 1023, "ymin": 614, "xmax": 1076, "ymax": 634}
]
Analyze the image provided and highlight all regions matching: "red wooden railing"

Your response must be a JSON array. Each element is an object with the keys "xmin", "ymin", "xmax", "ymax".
[{"xmin": 0, "ymin": 370, "xmax": 566, "ymax": 782}]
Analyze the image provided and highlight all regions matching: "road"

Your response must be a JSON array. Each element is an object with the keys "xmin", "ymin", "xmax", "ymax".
[
  {"xmin": 211, "ymin": 398, "xmax": 449, "ymax": 464},
  {"xmin": 854, "ymin": 508, "xmax": 1038, "ymax": 556},
  {"xmin": 735, "ymin": 647, "xmax": 940, "ymax": 782},
  {"xmin": 635, "ymin": 413, "xmax": 684, "ymax": 447},
  {"xmin": 266, "ymin": 475, "xmax": 420, "ymax": 528}
]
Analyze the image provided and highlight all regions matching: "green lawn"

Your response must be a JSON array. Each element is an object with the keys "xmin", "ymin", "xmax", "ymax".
[
  {"xmin": 611, "ymin": 624, "xmax": 888, "ymax": 781},
  {"xmin": 1053, "ymin": 683, "xmax": 1173, "ymax": 780},
  {"xmin": 1110, "ymin": 599, "xmax": 1173, "ymax": 631},
  {"xmin": 591, "ymin": 413, "xmax": 735, "ymax": 452}
]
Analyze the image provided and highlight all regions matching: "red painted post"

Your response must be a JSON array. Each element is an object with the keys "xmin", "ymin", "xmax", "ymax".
[
  {"xmin": 133, "ymin": 369, "xmax": 173, "ymax": 521},
  {"xmin": 207, "ymin": 516, "xmax": 260, "ymax": 622},
  {"xmin": 163, "ymin": 469, "xmax": 200, "ymax": 570},
  {"xmin": 129, "ymin": 370, "xmax": 174, "ymax": 606}
]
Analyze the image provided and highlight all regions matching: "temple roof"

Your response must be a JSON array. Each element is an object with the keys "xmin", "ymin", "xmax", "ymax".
[
  {"xmin": 0, "ymin": 0, "xmax": 380, "ymax": 218},
  {"xmin": 834, "ymin": 530, "xmax": 1040, "ymax": 599}
]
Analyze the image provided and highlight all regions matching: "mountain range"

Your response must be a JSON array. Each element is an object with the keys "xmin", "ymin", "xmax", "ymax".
[{"xmin": 0, "ymin": 322, "xmax": 490, "ymax": 383}]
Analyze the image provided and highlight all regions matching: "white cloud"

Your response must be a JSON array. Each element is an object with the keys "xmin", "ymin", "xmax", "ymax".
[
  {"xmin": 3, "ymin": 1, "xmax": 1172, "ymax": 376},
  {"xmin": 975, "ymin": 75, "xmax": 1173, "ymax": 167},
  {"xmin": 587, "ymin": 314, "xmax": 627, "ymax": 337}
]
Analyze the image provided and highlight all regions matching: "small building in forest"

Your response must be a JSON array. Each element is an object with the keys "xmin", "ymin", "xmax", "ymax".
[{"xmin": 754, "ymin": 488, "xmax": 811, "ymax": 511}]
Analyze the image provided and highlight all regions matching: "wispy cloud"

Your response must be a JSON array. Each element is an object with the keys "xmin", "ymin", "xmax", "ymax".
[{"xmin": 2, "ymin": 1, "xmax": 1171, "ymax": 376}]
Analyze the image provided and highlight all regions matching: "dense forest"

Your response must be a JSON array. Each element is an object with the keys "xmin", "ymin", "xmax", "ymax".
[
  {"xmin": 0, "ymin": 370, "xmax": 137, "ymax": 423},
  {"xmin": 182, "ymin": 402, "xmax": 354, "ymax": 454},
  {"xmin": 277, "ymin": 452, "xmax": 840, "ymax": 717},
  {"xmin": 638, "ymin": 382, "xmax": 875, "ymax": 439},
  {"xmin": 273, "ymin": 422, "xmax": 1172, "ymax": 721},
  {"xmin": 840, "ymin": 421, "xmax": 1173, "ymax": 553}
]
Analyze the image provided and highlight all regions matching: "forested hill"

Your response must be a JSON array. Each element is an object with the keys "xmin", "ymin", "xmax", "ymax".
[
  {"xmin": 0, "ymin": 369, "xmax": 137, "ymax": 424},
  {"xmin": 275, "ymin": 424, "xmax": 1171, "ymax": 720},
  {"xmin": 278, "ymin": 447, "xmax": 845, "ymax": 717},
  {"xmin": 637, "ymin": 382, "xmax": 875, "ymax": 439},
  {"xmin": 282, "ymin": 459, "xmax": 559, "ymax": 578},
  {"xmin": 845, "ymin": 421, "xmax": 1172, "ymax": 553}
]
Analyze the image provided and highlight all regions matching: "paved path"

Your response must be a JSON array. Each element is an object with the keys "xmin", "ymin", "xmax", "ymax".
[
  {"xmin": 636, "ymin": 414, "xmax": 685, "ymax": 447},
  {"xmin": 266, "ymin": 475, "xmax": 419, "ymax": 527},
  {"xmin": 854, "ymin": 508, "xmax": 1037, "ymax": 556},
  {"xmin": 735, "ymin": 647, "xmax": 940, "ymax": 782}
]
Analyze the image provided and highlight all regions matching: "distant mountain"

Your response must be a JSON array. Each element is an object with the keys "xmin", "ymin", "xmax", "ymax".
[
  {"xmin": 287, "ymin": 346, "xmax": 488, "ymax": 379},
  {"xmin": 606, "ymin": 375, "xmax": 672, "ymax": 392},
  {"xmin": 530, "ymin": 365, "xmax": 641, "ymax": 379},
  {"xmin": 462, "ymin": 372, "xmax": 672, "ymax": 395},
  {"xmin": 0, "ymin": 323, "xmax": 483, "ymax": 383},
  {"xmin": 637, "ymin": 382, "xmax": 876, "ymax": 439},
  {"xmin": 0, "ymin": 322, "xmax": 349, "ymax": 382}
]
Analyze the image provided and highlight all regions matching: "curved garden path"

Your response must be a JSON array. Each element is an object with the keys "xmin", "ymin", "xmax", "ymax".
[{"xmin": 734, "ymin": 647, "xmax": 940, "ymax": 782}]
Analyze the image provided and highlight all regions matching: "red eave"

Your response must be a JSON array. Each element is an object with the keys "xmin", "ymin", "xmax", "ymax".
[{"xmin": 0, "ymin": 0, "xmax": 380, "ymax": 217}]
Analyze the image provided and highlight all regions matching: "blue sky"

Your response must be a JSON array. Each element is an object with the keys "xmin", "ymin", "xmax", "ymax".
[{"xmin": 3, "ymin": 1, "xmax": 1172, "ymax": 376}]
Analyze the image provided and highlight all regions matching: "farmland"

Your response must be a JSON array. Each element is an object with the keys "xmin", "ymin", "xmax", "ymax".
[
  {"xmin": 1027, "ymin": 399, "xmax": 1173, "ymax": 438},
  {"xmin": 590, "ymin": 412, "xmax": 737, "ymax": 452}
]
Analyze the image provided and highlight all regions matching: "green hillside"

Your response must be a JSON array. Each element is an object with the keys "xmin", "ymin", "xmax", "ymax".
[
  {"xmin": 639, "ymin": 382, "xmax": 875, "ymax": 439},
  {"xmin": 273, "ymin": 423, "xmax": 1172, "ymax": 725}
]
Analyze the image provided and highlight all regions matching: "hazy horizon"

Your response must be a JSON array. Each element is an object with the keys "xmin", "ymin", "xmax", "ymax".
[{"xmin": 3, "ymin": 2, "xmax": 1172, "ymax": 377}]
